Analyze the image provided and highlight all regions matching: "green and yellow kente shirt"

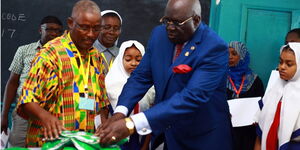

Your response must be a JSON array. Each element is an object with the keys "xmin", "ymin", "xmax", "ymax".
[{"xmin": 17, "ymin": 32, "xmax": 110, "ymax": 147}]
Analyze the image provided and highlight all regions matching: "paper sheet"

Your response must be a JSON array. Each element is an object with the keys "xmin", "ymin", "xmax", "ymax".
[
  {"xmin": 94, "ymin": 114, "xmax": 101, "ymax": 129},
  {"xmin": 1, "ymin": 129, "xmax": 10, "ymax": 149},
  {"xmin": 228, "ymin": 97, "xmax": 261, "ymax": 127}
]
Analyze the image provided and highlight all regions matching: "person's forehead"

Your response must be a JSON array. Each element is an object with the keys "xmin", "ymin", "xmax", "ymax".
[
  {"xmin": 42, "ymin": 23, "xmax": 62, "ymax": 27},
  {"xmin": 281, "ymin": 50, "xmax": 295, "ymax": 58},
  {"xmin": 166, "ymin": 10, "xmax": 191, "ymax": 21},
  {"xmin": 75, "ymin": 12, "xmax": 101, "ymax": 23},
  {"xmin": 229, "ymin": 47, "xmax": 236, "ymax": 51},
  {"xmin": 102, "ymin": 16, "xmax": 121, "ymax": 24},
  {"xmin": 165, "ymin": 2, "xmax": 192, "ymax": 20},
  {"xmin": 75, "ymin": 13, "xmax": 101, "ymax": 24},
  {"xmin": 287, "ymin": 32, "xmax": 300, "ymax": 39}
]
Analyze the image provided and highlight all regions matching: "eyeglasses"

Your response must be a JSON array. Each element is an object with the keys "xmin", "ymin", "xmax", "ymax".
[
  {"xmin": 41, "ymin": 27, "xmax": 63, "ymax": 34},
  {"xmin": 73, "ymin": 21, "xmax": 101, "ymax": 33},
  {"xmin": 101, "ymin": 25, "xmax": 121, "ymax": 32},
  {"xmin": 160, "ymin": 16, "xmax": 194, "ymax": 27}
]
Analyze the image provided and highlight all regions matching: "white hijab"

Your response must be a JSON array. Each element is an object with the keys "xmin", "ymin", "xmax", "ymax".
[
  {"xmin": 105, "ymin": 40, "xmax": 145, "ymax": 109},
  {"xmin": 258, "ymin": 42, "xmax": 300, "ymax": 149}
]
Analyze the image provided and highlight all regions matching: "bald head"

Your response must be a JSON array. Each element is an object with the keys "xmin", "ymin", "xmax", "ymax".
[
  {"xmin": 163, "ymin": 0, "xmax": 201, "ymax": 43},
  {"xmin": 68, "ymin": 0, "xmax": 102, "ymax": 53},
  {"xmin": 166, "ymin": 0, "xmax": 201, "ymax": 17},
  {"xmin": 71, "ymin": 0, "xmax": 101, "ymax": 19}
]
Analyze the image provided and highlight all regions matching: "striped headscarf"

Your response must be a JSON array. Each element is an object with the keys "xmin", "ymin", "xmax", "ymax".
[{"xmin": 227, "ymin": 41, "xmax": 257, "ymax": 95}]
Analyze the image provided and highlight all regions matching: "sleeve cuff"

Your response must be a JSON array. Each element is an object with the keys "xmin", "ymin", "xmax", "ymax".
[
  {"xmin": 131, "ymin": 112, "xmax": 152, "ymax": 135},
  {"xmin": 114, "ymin": 105, "xmax": 129, "ymax": 116}
]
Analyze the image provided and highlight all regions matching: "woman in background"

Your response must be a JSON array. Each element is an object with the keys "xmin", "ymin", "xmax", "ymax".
[{"xmin": 227, "ymin": 41, "xmax": 264, "ymax": 150}]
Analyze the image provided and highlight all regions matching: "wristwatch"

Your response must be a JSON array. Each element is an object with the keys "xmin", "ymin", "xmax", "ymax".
[{"xmin": 125, "ymin": 117, "xmax": 135, "ymax": 135}]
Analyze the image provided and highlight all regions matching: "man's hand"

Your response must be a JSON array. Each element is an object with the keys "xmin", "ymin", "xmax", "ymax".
[
  {"xmin": 95, "ymin": 112, "xmax": 126, "ymax": 136},
  {"xmin": 97, "ymin": 119, "xmax": 130, "ymax": 146},
  {"xmin": 21, "ymin": 103, "xmax": 66, "ymax": 141},
  {"xmin": 99, "ymin": 107, "xmax": 109, "ymax": 125},
  {"xmin": 40, "ymin": 111, "xmax": 66, "ymax": 141},
  {"xmin": 95, "ymin": 113, "xmax": 127, "ymax": 145},
  {"xmin": 1, "ymin": 115, "xmax": 8, "ymax": 134}
]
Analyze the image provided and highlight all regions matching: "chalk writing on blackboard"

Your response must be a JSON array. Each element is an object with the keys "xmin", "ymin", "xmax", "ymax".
[
  {"xmin": 1, "ymin": 13, "xmax": 26, "ymax": 22},
  {"xmin": 1, "ymin": 28, "xmax": 17, "ymax": 38}
]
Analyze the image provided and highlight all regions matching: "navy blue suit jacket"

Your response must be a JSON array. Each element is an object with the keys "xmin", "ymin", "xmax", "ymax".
[{"xmin": 118, "ymin": 23, "xmax": 233, "ymax": 150}]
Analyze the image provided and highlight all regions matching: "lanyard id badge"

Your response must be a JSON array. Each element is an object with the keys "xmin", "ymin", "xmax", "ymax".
[
  {"xmin": 73, "ymin": 45, "xmax": 94, "ymax": 111},
  {"xmin": 79, "ymin": 97, "xmax": 95, "ymax": 110},
  {"xmin": 79, "ymin": 86, "xmax": 95, "ymax": 111}
]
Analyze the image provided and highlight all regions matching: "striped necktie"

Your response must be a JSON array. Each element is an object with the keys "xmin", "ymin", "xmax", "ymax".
[{"xmin": 173, "ymin": 44, "xmax": 184, "ymax": 61}]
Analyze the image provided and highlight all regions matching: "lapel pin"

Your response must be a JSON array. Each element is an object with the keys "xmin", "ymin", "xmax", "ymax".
[
  {"xmin": 190, "ymin": 46, "xmax": 195, "ymax": 50},
  {"xmin": 185, "ymin": 52, "xmax": 189, "ymax": 56}
]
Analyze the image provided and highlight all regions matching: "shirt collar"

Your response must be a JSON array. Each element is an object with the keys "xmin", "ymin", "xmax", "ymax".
[
  {"xmin": 94, "ymin": 39, "xmax": 119, "ymax": 56},
  {"xmin": 64, "ymin": 32, "xmax": 98, "ymax": 56},
  {"xmin": 35, "ymin": 40, "xmax": 43, "ymax": 51}
]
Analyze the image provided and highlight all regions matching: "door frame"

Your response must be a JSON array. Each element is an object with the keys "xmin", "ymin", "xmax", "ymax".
[{"xmin": 240, "ymin": 4, "xmax": 298, "ymax": 42}]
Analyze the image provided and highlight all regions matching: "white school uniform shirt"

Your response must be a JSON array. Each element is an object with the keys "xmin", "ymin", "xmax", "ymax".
[{"xmin": 256, "ymin": 42, "xmax": 300, "ymax": 150}]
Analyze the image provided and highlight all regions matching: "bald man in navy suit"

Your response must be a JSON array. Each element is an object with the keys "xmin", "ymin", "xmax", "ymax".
[{"xmin": 97, "ymin": 0, "xmax": 233, "ymax": 149}]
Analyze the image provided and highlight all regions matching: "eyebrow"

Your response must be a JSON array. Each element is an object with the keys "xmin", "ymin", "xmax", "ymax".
[{"xmin": 280, "ymin": 57, "xmax": 295, "ymax": 63}]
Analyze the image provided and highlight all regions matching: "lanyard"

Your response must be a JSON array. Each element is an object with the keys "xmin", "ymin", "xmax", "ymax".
[
  {"xmin": 76, "ymin": 50, "xmax": 91, "ymax": 98},
  {"xmin": 228, "ymin": 75, "xmax": 245, "ymax": 98},
  {"xmin": 100, "ymin": 52, "xmax": 114, "ymax": 69},
  {"xmin": 63, "ymin": 33, "xmax": 91, "ymax": 98}
]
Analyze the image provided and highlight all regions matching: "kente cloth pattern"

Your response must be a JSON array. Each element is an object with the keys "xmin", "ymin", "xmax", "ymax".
[{"xmin": 17, "ymin": 32, "xmax": 110, "ymax": 147}]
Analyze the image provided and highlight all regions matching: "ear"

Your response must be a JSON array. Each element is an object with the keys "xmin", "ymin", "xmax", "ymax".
[
  {"xmin": 67, "ymin": 17, "xmax": 74, "ymax": 30},
  {"xmin": 39, "ymin": 26, "xmax": 42, "ymax": 35},
  {"xmin": 193, "ymin": 15, "xmax": 201, "ymax": 27}
]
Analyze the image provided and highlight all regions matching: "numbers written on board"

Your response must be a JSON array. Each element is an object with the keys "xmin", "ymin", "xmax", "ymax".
[
  {"xmin": 1, "ymin": 28, "xmax": 17, "ymax": 38},
  {"xmin": 1, "ymin": 13, "xmax": 26, "ymax": 22},
  {"xmin": 2, "ymin": 13, "xmax": 26, "ymax": 38}
]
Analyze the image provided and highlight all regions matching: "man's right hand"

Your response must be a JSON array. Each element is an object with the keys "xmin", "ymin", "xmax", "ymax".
[
  {"xmin": 21, "ymin": 103, "xmax": 66, "ymax": 141},
  {"xmin": 1, "ymin": 115, "xmax": 8, "ymax": 134},
  {"xmin": 39, "ymin": 111, "xmax": 66, "ymax": 141},
  {"xmin": 95, "ymin": 112, "xmax": 125, "ymax": 136}
]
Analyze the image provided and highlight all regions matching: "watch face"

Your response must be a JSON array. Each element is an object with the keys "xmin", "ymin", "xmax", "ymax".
[{"xmin": 126, "ymin": 121, "xmax": 134, "ymax": 129}]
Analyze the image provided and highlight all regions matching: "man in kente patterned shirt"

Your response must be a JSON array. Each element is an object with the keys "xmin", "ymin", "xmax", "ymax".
[{"xmin": 16, "ymin": 0, "xmax": 110, "ymax": 147}]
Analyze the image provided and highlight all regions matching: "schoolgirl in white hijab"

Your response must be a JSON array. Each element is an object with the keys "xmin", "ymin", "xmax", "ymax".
[
  {"xmin": 255, "ymin": 43, "xmax": 300, "ymax": 150},
  {"xmin": 105, "ymin": 40, "xmax": 155, "ymax": 112}
]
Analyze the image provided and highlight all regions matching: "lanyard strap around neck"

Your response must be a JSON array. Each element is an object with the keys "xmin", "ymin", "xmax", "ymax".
[
  {"xmin": 229, "ymin": 75, "xmax": 246, "ymax": 97},
  {"xmin": 76, "ymin": 49, "xmax": 91, "ymax": 92},
  {"xmin": 101, "ymin": 52, "xmax": 114, "ymax": 69},
  {"xmin": 63, "ymin": 33, "xmax": 91, "ymax": 96}
]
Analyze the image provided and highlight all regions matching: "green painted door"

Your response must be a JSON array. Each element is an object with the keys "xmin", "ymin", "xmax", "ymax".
[{"xmin": 209, "ymin": 0, "xmax": 300, "ymax": 87}]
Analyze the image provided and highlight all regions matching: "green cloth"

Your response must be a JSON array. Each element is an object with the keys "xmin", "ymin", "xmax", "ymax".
[
  {"xmin": 41, "ymin": 131, "xmax": 127, "ymax": 150},
  {"xmin": 5, "ymin": 148, "xmax": 29, "ymax": 150}
]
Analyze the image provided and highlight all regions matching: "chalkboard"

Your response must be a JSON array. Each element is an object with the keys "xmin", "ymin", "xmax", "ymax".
[{"xmin": 1, "ymin": 0, "xmax": 211, "ymax": 98}]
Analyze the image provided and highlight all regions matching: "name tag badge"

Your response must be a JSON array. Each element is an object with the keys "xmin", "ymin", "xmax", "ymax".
[{"xmin": 79, "ymin": 97, "xmax": 95, "ymax": 111}]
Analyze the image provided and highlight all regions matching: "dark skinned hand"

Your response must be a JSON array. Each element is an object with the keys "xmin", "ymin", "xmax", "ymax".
[
  {"xmin": 40, "ymin": 111, "xmax": 66, "ymax": 141},
  {"xmin": 97, "ymin": 118, "xmax": 130, "ymax": 146},
  {"xmin": 95, "ymin": 113, "xmax": 127, "ymax": 146},
  {"xmin": 95, "ymin": 112, "xmax": 126, "ymax": 136}
]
